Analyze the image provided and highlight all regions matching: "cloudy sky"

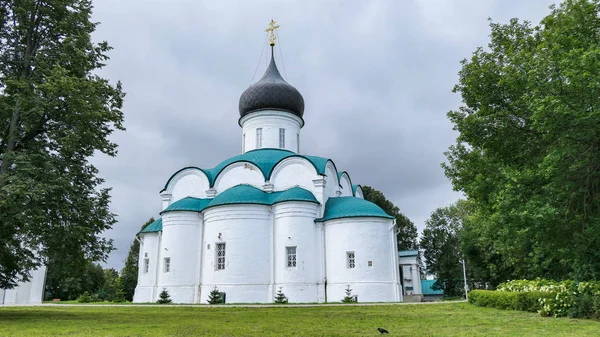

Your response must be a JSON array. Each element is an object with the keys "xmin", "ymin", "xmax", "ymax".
[{"xmin": 90, "ymin": 0, "xmax": 559, "ymax": 270}]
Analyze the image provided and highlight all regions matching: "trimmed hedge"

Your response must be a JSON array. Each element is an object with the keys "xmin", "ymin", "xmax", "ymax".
[
  {"xmin": 469, "ymin": 279, "xmax": 600, "ymax": 319},
  {"xmin": 469, "ymin": 290, "xmax": 553, "ymax": 312}
]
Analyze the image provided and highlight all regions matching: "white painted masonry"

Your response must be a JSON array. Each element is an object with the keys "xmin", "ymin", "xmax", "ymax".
[
  {"xmin": 0, "ymin": 267, "xmax": 46, "ymax": 305},
  {"xmin": 133, "ymin": 48, "xmax": 403, "ymax": 304}
]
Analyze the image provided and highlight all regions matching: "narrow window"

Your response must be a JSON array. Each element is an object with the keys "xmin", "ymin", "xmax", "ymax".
[
  {"xmin": 286, "ymin": 246, "xmax": 297, "ymax": 268},
  {"xmin": 216, "ymin": 243, "xmax": 226, "ymax": 270},
  {"xmin": 279, "ymin": 128, "xmax": 285, "ymax": 148},
  {"xmin": 347, "ymin": 252, "xmax": 355, "ymax": 269},
  {"xmin": 143, "ymin": 258, "xmax": 149, "ymax": 274},
  {"xmin": 242, "ymin": 133, "xmax": 246, "ymax": 151},
  {"xmin": 297, "ymin": 133, "xmax": 300, "ymax": 152},
  {"xmin": 256, "ymin": 128, "xmax": 262, "ymax": 148},
  {"xmin": 163, "ymin": 257, "xmax": 171, "ymax": 273}
]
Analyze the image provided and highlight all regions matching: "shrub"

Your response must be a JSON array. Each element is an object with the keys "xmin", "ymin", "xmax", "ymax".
[
  {"xmin": 274, "ymin": 287, "xmax": 288, "ymax": 304},
  {"xmin": 471, "ymin": 279, "xmax": 600, "ymax": 319},
  {"xmin": 341, "ymin": 285, "xmax": 357, "ymax": 303},
  {"xmin": 157, "ymin": 288, "xmax": 172, "ymax": 304},
  {"xmin": 77, "ymin": 291, "xmax": 93, "ymax": 303},
  {"xmin": 207, "ymin": 286, "xmax": 225, "ymax": 304}
]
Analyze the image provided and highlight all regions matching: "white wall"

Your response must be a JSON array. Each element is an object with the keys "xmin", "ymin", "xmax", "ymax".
[
  {"xmin": 167, "ymin": 169, "xmax": 210, "ymax": 205},
  {"xmin": 134, "ymin": 232, "xmax": 160, "ymax": 303},
  {"xmin": 270, "ymin": 157, "xmax": 318, "ymax": 192},
  {"xmin": 273, "ymin": 202, "xmax": 320, "ymax": 303},
  {"xmin": 213, "ymin": 162, "xmax": 265, "ymax": 193},
  {"xmin": 323, "ymin": 162, "xmax": 339, "ymax": 204},
  {"xmin": 200, "ymin": 205, "xmax": 272, "ymax": 303},
  {"xmin": 339, "ymin": 173, "xmax": 352, "ymax": 197},
  {"xmin": 240, "ymin": 110, "xmax": 302, "ymax": 153},
  {"xmin": 324, "ymin": 218, "xmax": 399, "ymax": 303},
  {"xmin": 0, "ymin": 266, "xmax": 46, "ymax": 305},
  {"xmin": 158, "ymin": 212, "xmax": 202, "ymax": 303}
]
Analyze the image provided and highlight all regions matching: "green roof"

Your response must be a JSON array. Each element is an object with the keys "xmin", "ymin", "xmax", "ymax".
[
  {"xmin": 153, "ymin": 184, "xmax": 319, "ymax": 221},
  {"xmin": 161, "ymin": 197, "xmax": 212, "ymax": 214},
  {"xmin": 208, "ymin": 185, "xmax": 319, "ymax": 208},
  {"xmin": 162, "ymin": 149, "xmax": 332, "ymax": 191},
  {"xmin": 315, "ymin": 196, "xmax": 394, "ymax": 222},
  {"xmin": 351, "ymin": 184, "xmax": 361, "ymax": 197},
  {"xmin": 140, "ymin": 218, "xmax": 162, "ymax": 233},
  {"xmin": 421, "ymin": 280, "xmax": 444, "ymax": 295},
  {"xmin": 399, "ymin": 250, "xmax": 420, "ymax": 257}
]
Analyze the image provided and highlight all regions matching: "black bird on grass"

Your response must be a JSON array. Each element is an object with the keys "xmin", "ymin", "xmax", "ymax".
[{"xmin": 377, "ymin": 327, "xmax": 389, "ymax": 334}]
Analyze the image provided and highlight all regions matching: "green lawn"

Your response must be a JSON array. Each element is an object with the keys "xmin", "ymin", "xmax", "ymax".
[{"xmin": 0, "ymin": 302, "xmax": 598, "ymax": 336}]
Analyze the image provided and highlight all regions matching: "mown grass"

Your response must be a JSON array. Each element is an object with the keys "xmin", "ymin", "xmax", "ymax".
[{"xmin": 1, "ymin": 302, "xmax": 599, "ymax": 336}]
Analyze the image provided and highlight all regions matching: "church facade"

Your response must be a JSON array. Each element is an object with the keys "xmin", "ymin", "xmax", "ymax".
[{"xmin": 133, "ymin": 29, "xmax": 402, "ymax": 304}]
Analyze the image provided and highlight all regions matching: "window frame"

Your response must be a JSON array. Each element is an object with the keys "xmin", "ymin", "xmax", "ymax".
[
  {"xmin": 163, "ymin": 257, "xmax": 171, "ymax": 273},
  {"xmin": 279, "ymin": 128, "xmax": 285, "ymax": 148},
  {"xmin": 143, "ymin": 258, "xmax": 149, "ymax": 274},
  {"xmin": 286, "ymin": 246, "xmax": 297, "ymax": 268},
  {"xmin": 216, "ymin": 242, "xmax": 226, "ymax": 271},
  {"xmin": 256, "ymin": 128, "xmax": 262, "ymax": 148},
  {"xmin": 347, "ymin": 251, "xmax": 356, "ymax": 269}
]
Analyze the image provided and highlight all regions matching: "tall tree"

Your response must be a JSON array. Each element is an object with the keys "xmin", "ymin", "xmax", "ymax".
[
  {"xmin": 120, "ymin": 217, "xmax": 155, "ymax": 301},
  {"xmin": 444, "ymin": 0, "xmax": 600, "ymax": 282},
  {"xmin": 362, "ymin": 186, "xmax": 418, "ymax": 250},
  {"xmin": 419, "ymin": 200, "xmax": 471, "ymax": 297},
  {"xmin": 0, "ymin": 0, "xmax": 125, "ymax": 288}
]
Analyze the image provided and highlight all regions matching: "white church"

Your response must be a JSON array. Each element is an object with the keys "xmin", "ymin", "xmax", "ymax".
[{"xmin": 133, "ymin": 23, "xmax": 404, "ymax": 304}]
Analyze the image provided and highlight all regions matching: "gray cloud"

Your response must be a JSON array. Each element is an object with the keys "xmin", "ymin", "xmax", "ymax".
[{"xmin": 89, "ymin": 0, "xmax": 559, "ymax": 269}]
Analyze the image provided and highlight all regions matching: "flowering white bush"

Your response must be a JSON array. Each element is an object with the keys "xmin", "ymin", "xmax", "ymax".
[{"xmin": 494, "ymin": 279, "xmax": 600, "ymax": 318}]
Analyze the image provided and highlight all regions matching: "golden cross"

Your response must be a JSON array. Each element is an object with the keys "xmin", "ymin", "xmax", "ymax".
[{"xmin": 265, "ymin": 19, "xmax": 280, "ymax": 46}]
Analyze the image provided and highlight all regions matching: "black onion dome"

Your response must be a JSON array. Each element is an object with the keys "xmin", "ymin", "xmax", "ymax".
[{"xmin": 239, "ymin": 51, "xmax": 305, "ymax": 118}]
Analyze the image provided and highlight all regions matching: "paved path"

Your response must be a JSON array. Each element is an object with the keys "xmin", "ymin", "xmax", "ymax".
[{"xmin": 2, "ymin": 300, "xmax": 466, "ymax": 308}]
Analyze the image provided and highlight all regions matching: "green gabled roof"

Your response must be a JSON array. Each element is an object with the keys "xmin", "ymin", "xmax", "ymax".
[
  {"xmin": 315, "ymin": 196, "xmax": 394, "ymax": 222},
  {"xmin": 398, "ymin": 250, "xmax": 420, "ymax": 257},
  {"xmin": 207, "ymin": 184, "xmax": 319, "ymax": 209},
  {"xmin": 161, "ymin": 197, "xmax": 212, "ymax": 215},
  {"xmin": 162, "ymin": 149, "xmax": 333, "ymax": 191},
  {"xmin": 140, "ymin": 218, "xmax": 162, "ymax": 233}
]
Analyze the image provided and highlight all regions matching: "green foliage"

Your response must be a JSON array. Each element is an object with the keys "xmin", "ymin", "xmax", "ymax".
[
  {"xmin": 444, "ymin": 0, "xmax": 600, "ymax": 283},
  {"xmin": 45, "ymin": 260, "xmax": 106, "ymax": 300},
  {"xmin": 76, "ymin": 291, "xmax": 93, "ymax": 303},
  {"xmin": 156, "ymin": 288, "xmax": 172, "ymax": 304},
  {"xmin": 207, "ymin": 286, "xmax": 225, "ymax": 304},
  {"xmin": 274, "ymin": 287, "xmax": 288, "ymax": 304},
  {"xmin": 341, "ymin": 285, "xmax": 357, "ymax": 303},
  {"xmin": 419, "ymin": 200, "xmax": 472, "ymax": 297},
  {"xmin": 0, "ymin": 0, "xmax": 125, "ymax": 288},
  {"xmin": 120, "ymin": 217, "xmax": 155, "ymax": 301},
  {"xmin": 472, "ymin": 279, "xmax": 600, "ymax": 318},
  {"xmin": 361, "ymin": 185, "xmax": 418, "ymax": 250}
]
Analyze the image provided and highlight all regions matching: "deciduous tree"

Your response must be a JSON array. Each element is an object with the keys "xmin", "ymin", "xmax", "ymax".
[
  {"xmin": 0, "ymin": 0, "xmax": 124, "ymax": 288},
  {"xmin": 444, "ymin": 0, "xmax": 600, "ymax": 282}
]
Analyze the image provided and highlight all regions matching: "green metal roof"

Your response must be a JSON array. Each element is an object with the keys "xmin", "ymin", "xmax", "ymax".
[
  {"xmin": 140, "ymin": 218, "xmax": 162, "ymax": 233},
  {"xmin": 315, "ymin": 196, "xmax": 394, "ymax": 222},
  {"xmin": 398, "ymin": 250, "xmax": 420, "ymax": 257},
  {"xmin": 162, "ymin": 149, "xmax": 333, "ymax": 191},
  {"xmin": 208, "ymin": 184, "xmax": 319, "ymax": 208},
  {"xmin": 161, "ymin": 197, "xmax": 212, "ymax": 214},
  {"xmin": 421, "ymin": 280, "xmax": 444, "ymax": 295},
  {"xmin": 351, "ymin": 184, "xmax": 361, "ymax": 197},
  {"xmin": 149, "ymin": 185, "xmax": 319, "ymax": 227}
]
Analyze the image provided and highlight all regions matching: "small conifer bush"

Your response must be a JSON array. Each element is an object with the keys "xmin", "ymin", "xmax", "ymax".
[
  {"xmin": 157, "ymin": 288, "xmax": 172, "ymax": 304},
  {"xmin": 274, "ymin": 287, "xmax": 288, "ymax": 304}
]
